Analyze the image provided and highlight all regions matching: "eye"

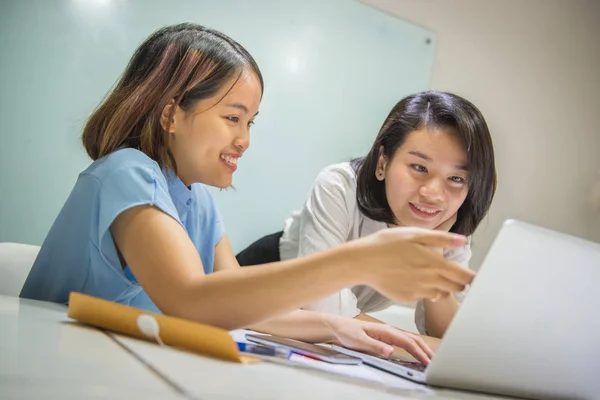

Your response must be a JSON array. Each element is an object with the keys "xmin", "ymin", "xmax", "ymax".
[
  {"xmin": 248, "ymin": 120, "xmax": 255, "ymax": 127},
  {"xmin": 449, "ymin": 176, "xmax": 466, "ymax": 184},
  {"xmin": 225, "ymin": 116, "xmax": 239, "ymax": 123},
  {"xmin": 411, "ymin": 164, "xmax": 427, "ymax": 173}
]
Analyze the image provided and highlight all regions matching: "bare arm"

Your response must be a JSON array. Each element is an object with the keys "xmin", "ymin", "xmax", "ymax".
[
  {"xmin": 112, "ymin": 205, "xmax": 359, "ymax": 330},
  {"xmin": 355, "ymin": 312, "xmax": 390, "ymax": 324},
  {"xmin": 418, "ymin": 216, "xmax": 464, "ymax": 338},
  {"xmin": 112, "ymin": 205, "xmax": 473, "ymax": 333},
  {"xmin": 214, "ymin": 238, "xmax": 435, "ymax": 362},
  {"xmin": 422, "ymin": 295, "xmax": 459, "ymax": 338},
  {"xmin": 213, "ymin": 234, "xmax": 340, "ymax": 342},
  {"xmin": 418, "ymin": 244, "xmax": 462, "ymax": 338}
]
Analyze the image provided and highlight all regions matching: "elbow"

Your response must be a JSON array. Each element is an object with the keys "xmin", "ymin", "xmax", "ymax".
[
  {"xmin": 148, "ymin": 283, "xmax": 249, "ymax": 331},
  {"xmin": 425, "ymin": 326, "xmax": 446, "ymax": 339}
]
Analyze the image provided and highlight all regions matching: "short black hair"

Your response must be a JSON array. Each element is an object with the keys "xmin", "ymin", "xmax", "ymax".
[{"xmin": 352, "ymin": 91, "xmax": 497, "ymax": 237}]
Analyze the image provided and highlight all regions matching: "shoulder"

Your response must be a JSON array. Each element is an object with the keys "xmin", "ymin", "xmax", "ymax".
[
  {"xmin": 82, "ymin": 148, "xmax": 162, "ymax": 184},
  {"xmin": 76, "ymin": 148, "xmax": 174, "ymax": 218},
  {"xmin": 314, "ymin": 162, "xmax": 357, "ymax": 192},
  {"xmin": 308, "ymin": 162, "xmax": 359, "ymax": 221}
]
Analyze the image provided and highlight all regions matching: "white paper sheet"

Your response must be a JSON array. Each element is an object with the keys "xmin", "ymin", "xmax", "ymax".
[{"xmin": 228, "ymin": 329, "xmax": 433, "ymax": 393}]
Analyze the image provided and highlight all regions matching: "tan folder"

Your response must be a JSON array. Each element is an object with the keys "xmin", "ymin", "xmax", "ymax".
[{"xmin": 67, "ymin": 292, "xmax": 258, "ymax": 363}]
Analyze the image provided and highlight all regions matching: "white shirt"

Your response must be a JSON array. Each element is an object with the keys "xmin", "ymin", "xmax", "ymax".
[{"xmin": 279, "ymin": 162, "xmax": 472, "ymax": 334}]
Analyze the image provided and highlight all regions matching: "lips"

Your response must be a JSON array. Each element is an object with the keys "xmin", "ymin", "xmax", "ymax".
[
  {"xmin": 220, "ymin": 153, "xmax": 241, "ymax": 172},
  {"xmin": 409, "ymin": 202, "xmax": 441, "ymax": 219}
]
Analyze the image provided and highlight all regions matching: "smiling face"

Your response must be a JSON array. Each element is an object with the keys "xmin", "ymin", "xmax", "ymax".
[
  {"xmin": 376, "ymin": 126, "xmax": 469, "ymax": 229},
  {"xmin": 165, "ymin": 70, "xmax": 262, "ymax": 188}
]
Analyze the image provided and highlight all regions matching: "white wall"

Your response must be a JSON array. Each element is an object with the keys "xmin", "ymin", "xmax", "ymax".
[{"xmin": 361, "ymin": 0, "xmax": 600, "ymax": 269}]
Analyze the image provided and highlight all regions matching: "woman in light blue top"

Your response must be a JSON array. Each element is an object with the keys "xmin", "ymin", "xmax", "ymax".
[{"xmin": 20, "ymin": 23, "xmax": 475, "ymax": 364}]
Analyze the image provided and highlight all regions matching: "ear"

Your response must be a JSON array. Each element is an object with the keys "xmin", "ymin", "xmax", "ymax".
[
  {"xmin": 375, "ymin": 145, "xmax": 387, "ymax": 181},
  {"xmin": 160, "ymin": 99, "xmax": 177, "ymax": 134}
]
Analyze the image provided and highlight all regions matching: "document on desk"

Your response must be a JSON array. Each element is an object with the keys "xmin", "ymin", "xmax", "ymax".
[{"xmin": 229, "ymin": 329, "xmax": 433, "ymax": 393}]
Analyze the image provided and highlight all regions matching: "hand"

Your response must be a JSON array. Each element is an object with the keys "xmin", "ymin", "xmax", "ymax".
[
  {"xmin": 435, "ymin": 212, "xmax": 457, "ymax": 232},
  {"xmin": 352, "ymin": 227, "xmax": 475, "ymax": 303},
  {"xmin": 326, "ymin": 315, "xmax": 434, "ymax": 365},
  {"xmin": 431, "ymin": 213, "xmax": 458, "ymax": 256}
]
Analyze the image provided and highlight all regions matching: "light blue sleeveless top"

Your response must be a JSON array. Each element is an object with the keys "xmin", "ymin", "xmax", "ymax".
[{"xmin": 20, "ymin": 148, "xmax": 224, "ymax": 312}]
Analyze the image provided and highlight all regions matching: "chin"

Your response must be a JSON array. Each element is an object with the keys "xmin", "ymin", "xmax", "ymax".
[
  {"xmin": 216, "ymin": 178, "xmax": 233, "ymax": 189},
  {"xmin": 415, "ymin": 222, "xmax": 438, "ymax": 230},
  {"xmin": 399, "ymin": 215, "xmax": 439, "ymax": 230},
  {"xmin": 199, "ymin": 176, "xmax": 231, "ymax": 189}
]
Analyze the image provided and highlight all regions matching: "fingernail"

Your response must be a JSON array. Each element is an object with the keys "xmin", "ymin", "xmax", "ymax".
[
  {"xmin": 451, "ymin": 234, "xmax": 466, "ymax": 244},
  {"xmin": 383, "ymin": 345, "xmax": 394, "ymax": 356}
]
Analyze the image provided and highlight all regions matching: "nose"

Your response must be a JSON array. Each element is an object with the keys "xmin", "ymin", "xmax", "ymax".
[
  {"xmin": 419, "ymin": 177, "xmax": 445, "ymax": 202},
  {"xmin": 233, "ymin": 128, "xmax": 250, "ymax": 153}
]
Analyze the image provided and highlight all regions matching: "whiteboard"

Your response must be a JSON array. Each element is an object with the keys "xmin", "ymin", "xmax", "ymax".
[{"xmin": 0, "ymin": 0, "xmax": 435, "ymax": 252}]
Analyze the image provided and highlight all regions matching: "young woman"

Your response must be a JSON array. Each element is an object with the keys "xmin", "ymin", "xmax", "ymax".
[
  {"xmin": 20, "ymin": 24, "xmax": 475, "ymax": 363},
  {"xmin": 237, "ymin": 91, "xmax": 497, "ymax": 338}
]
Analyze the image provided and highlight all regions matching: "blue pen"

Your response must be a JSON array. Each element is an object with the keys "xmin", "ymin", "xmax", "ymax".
[{"xmin": 236, "ymin": 342, "xmax": 291, "ymax": 358}]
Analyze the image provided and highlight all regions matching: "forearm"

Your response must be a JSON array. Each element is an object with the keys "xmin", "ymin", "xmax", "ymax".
[
  {"xmin": 117, "ymin": 208, "xmax": 367, "ymax": 331},
  {"xmin": 355, "ymin": 312, "xmax": 385, "ymax": 324},
  {"xmin": 422, "ymin": 295, "xmax": 459, "ymax": 338},
  {"xmin": 249, "ymin": 309, "xmax": 340, "ymax": 343},
  {"xmin": 176, "ymin": 245, "xmax": 364, "ymax": 330},
  {"xmin": 421, "ymin": 246, "xmax": 461, "ymax": 338}
]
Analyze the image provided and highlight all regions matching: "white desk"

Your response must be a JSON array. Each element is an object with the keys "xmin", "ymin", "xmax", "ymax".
[
  {"xmin": 112, "ymin": 334, "xmax": 511, "ymax": 400},
  {"xmin": 1, "ymin": 295, "xmax": 514, "ymax": 399},
  {"xmin": 0, "ymin": 296, "xmax": 182, "ymax": 399}
]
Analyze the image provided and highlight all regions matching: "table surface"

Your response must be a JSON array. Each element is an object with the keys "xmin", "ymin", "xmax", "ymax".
[
  {"xmin": 0, "ymin": 296, "xmax": 181, "ymax": 399},
  {"xmin": 113, "ymin": 333, "xmax": 512, "ymax": 400},
  {"xmin": 0, "ymin": 295, "xmax": 513, "ymax": 400}
]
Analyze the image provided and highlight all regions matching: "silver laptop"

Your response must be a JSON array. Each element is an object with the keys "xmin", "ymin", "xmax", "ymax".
[{"xmin": 334, "ymin": 219, "xmax": 600, "ymax": 400}]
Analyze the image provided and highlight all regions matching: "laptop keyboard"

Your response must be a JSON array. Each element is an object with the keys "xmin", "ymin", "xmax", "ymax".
[
  {"xmin": 384, "ymin": 358, "xmax": 427, "ymax": 372},
  {"xmin": 331, "ymin": 344, "xmax": 428, "ymax": 373}
]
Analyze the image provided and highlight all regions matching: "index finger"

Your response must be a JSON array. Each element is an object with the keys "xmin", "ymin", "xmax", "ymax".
[
  {"xmin": 434, "ymin": 258, "xmax": 475, "ymax": 287},
  {"xmin": 409, "ymin": 229, "xmax": 467, "ymax": 249},
  {"xmin": 376, "ymin": 328, "xmax": 432, "ymax": 365}
]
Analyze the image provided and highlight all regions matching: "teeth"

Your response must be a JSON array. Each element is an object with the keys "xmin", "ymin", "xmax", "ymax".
[
  {"xmin": 413, "ymin": 204, "xmax": 438, "ymax": 214},
  {"xmin": 220, "ymin": 155, "xmax": 238, "ymax": 165}
]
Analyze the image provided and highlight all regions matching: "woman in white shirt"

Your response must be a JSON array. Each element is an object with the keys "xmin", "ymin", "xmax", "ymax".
[{"xmin": 237, "ymin": 91, "xmax": 497, "ymax": 338}]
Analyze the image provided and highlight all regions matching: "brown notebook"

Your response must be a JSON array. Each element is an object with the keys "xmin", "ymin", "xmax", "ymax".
[{"xmin": 67, "ymin": 292, "xmax": 258, "ymax": 363}]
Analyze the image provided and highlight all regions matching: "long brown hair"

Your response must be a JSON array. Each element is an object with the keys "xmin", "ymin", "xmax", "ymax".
[
  {"xmin": 352, "ymin": 91, "xmax": 497, "ymax": 237},
  {"xmin": 82, "ymin": 23, "xmax": 263, "ymax": 172}
]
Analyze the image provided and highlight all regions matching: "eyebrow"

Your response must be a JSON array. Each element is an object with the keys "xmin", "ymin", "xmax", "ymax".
[
  {"xmin": 226, "ymin": 103, "xmax": 259, "ymax": 117},
  {"xmin": 408, "ymin": 151, "xmax": 469, "ymax": 171}
]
